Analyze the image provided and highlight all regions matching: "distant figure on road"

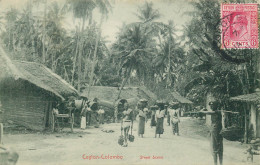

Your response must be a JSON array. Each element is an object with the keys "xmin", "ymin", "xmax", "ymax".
[
  {"xmin": 122, "ymin": 108, "xmax": 134, "ymax": 147},
  {"xmin": 208, "ymin": 101, "xmax": 223, "ymax": 165},
  {"xmin": 169, "ymin": 103, "xmax": 180, "ymax": 136},
  {"xmin": 80, "ymin": 103, "xmax": 88, "ymax": 129},
  {"xmin": 86, "ymin": 104, "xmax": 92, "ymax": 126},
  {"xmin": 165, "ymin": 105, "xmax": 171, "ymax": 126},
  {"xmin": 155, "ymin": 106, "xmax": 165, "ymax": 138},
  {"xmin": 97, "ymin": 106, "xmax": 105, "ymax": 124},
  {"xmin": 150, "ymin": 106, "xmax": 157, "ymax": 127},
  {"xmin": 138, "ymin": 107, "xmax": 146, "ymax": 138}
]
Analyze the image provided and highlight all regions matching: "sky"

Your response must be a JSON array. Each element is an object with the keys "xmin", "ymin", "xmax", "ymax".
[{"xmin": 0, "ymin": 0, "xmax": 194, "ymax": 43}]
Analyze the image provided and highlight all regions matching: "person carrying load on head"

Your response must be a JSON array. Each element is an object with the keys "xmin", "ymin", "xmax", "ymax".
[
  {"xmin": 169, "ymin": 102, "xmax": 180, "ymax": 136},
  {"xmin": 121, "ymin": 106, "xmax": 134, "ymax": 147},
  {"xmin": 150, "ymin": 106, "xmax": 158, "ymax": 127},
  {"xmin": 137, "ymin": 100, "xmax": 147, "ymax": 138},
  {"xmin": 155, "ymin": 102, "xmax": 165, "ymax": 138}
]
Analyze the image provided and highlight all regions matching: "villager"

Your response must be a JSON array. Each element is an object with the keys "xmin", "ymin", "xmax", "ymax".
[
  {"xmin": 155, "ymin": 105, "xmax": 165, "ymax": 138},
  {"xmin": 97, "ymin": 106, "xmax": 105, "ymax": 124},
  {"xmin": 166, "ymin": 105, "xmax": 170, "ymax": 126},
  {"xmin": 138, "ymin": 107, "xmax": 146, "ymax": 138},
  {"xmin": 86, "ymin": 103, "xmax": 92, "ymax": 126},
  {"xmin": 169, "ymin": 103, "xmax": 180, "ymax": 136},
  {"xmin": 89, "ymin": 102, "xmax": 99, "ymax": 127},
  {"xmin": 208, "ymin": 101, "xmax": 223, "ymax": 165},
  {"xmin": 144, "ymin": 107, "xmax": 149, "ymax": 122},
  {"xmin": 80, "ymin": 103, "xmax": 88, "ymax": 129},
  {"xmin": 150, "ymin": 106, "xmax": 157, "ymax": 127},
  {"xmin": 121, "ymin": 108, "xmax": 134, "ymax": 147}
]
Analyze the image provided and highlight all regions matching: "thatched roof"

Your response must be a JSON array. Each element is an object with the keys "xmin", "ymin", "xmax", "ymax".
[
  {"xmin": 81, "ymin": 86, "xmax": 157, "ymax": 105},
  {"xmin": 0, "ymin": 45, "xmax": 79, "ymax": 100},
  {"xmin": 169, "ymin": 91, "xmax": 193, "ymax": 104},
  {"xmin": 230, "ymin": 92, "xmax": 260, "ymax": 103}
]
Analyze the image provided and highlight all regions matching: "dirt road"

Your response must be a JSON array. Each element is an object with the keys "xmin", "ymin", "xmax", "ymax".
[{"xmin": 3, "ymin": 117, "xmax": 257, "ymax": 165}]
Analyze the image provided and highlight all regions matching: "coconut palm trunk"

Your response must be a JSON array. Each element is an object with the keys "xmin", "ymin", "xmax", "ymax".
[
  {"xmin": 42, "ymin": 0, "xmax": 47, "ymax": 63},
  {"xmin": 77, "ymin": 17, "xmax": 86, "ymax": 91},
  {"xmin": 117, "ymin": 68, "xmax": 131, "ymax": 100},
  {"xmin": 87, "ymin": 15, "xmax": 103, "ymax": 96}
]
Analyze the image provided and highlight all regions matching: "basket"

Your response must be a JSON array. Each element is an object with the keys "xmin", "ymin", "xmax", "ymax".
[
  {"xmin": 220, "ymin": 127, "xmax": 243, "ymax": 141},
  {"xmin": 0, "ymin": 146, "xmax": 19, "ymax": 165},
  {"xmin": 118, "ymin": 135, "xmax": 124, "ymax": 146},
  {"xmin": 128, "ymin": 135, "xmax": 135, "ymax": 142}
]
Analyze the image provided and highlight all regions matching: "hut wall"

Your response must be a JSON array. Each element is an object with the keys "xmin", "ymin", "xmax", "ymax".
[
  {"xmin": 0, "ymin": 79, "xmax": 53, "ymax": 131},
  {"xmin": 257, "ymin": 107, "xmax": 260, "ymax": 138},
  {"xmin": 250, "ymin": 104, "xmax": 257, "ymax": 137}
]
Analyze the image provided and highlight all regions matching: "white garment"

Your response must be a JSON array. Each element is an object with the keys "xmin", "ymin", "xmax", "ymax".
[
  {"xmin": 156, "ymin": 110, "xmax": 165, "ymax": 118},
  {"xmin": 81, "ymin": 116, "xmax": 86, "ymax": 129},
  {"xmin": 139, "ymin": 110, "xmax": 146, "ymax": 117},
  {"xmin": 98, "ymin": 109, "xmax": 105, "ymax": 114},
  {"xmin": 122, "ymin": 121, "xmax": 131, "ymax": 128},
  {"xmin": 169, "ymin": 108, "xmax": 179, "ymax": 123}
]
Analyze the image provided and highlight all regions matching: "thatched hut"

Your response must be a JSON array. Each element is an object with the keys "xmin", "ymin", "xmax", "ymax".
[
  {"xmin": 82, "ymin": 86, "xmax": 156, "ymax": 108},
  {"xmin": 230, "ymin": 91, "xmax": 260, "ymax": 139},
  {"xmin": 165, "ymin": 91, "xmax": 193, "ymax": 116},
  {"xmin": 0, "ymin": 46, "xmax": 79, "ymax": 131},
  {"xmin": 81, "ymin": 86, "xmax": 157, "ymax": 122}
]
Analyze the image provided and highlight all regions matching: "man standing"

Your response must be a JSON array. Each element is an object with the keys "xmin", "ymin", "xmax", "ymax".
[{"xmin": 208, "ymin": 101, "xmax": 223, "ymax": 165}]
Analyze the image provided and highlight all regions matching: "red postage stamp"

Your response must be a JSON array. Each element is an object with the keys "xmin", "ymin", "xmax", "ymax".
[{"xmin": 221, "ymin": 4, "xmax": 258, "ymax": 49}]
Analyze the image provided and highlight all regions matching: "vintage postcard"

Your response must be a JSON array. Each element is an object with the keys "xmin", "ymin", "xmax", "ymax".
[{"xmin": 0, "ymin": 0, "xmax": 260, "ymax": 165}]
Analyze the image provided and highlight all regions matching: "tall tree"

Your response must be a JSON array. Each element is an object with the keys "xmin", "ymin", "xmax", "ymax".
[
  {"xmin": 87, "ymin": 0, "xmax": 112, "ymax": 96},
  {"xmin": 113, "ymin": 24, "xmax": 157, "ymax": 99},
  {"xmin": 67, "ymin": 0, "xmax": 96, "ymax": 91}
]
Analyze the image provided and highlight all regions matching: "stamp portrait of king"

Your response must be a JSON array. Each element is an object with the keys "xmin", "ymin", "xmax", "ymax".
[{"xmin": 221, "ymin": 4, "xmax": 258, "ymax": 49}]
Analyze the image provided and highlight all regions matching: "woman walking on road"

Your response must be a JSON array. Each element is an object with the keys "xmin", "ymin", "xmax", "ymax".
[
  {"xmin": 169, "ymin": 103, "xmax": 180, "ymax": 136},
  {"xmin": 150, "ymin": 106, "xmax": 157, "ymax": 127},
  {"xmin": 80, "ymin": 103, "xmax": 88, "ymax": 129},
  {"xmin": 155, "ymin": 103, "xmax": 165, "ymax": 138},
  {"xmin": 138, "ymin": 107, "xmax": 146, "ymax": 138}
]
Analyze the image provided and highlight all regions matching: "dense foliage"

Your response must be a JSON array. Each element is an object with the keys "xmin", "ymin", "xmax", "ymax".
[{"xmin": 0, "ymin": 0, "xmax": 259, "ymax": 104}]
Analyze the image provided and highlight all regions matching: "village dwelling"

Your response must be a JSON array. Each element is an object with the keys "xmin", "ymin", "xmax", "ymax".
[
  {"xmin": 82, "ymin": 86, "xmax": 157, "ymax": 108},
  {"xmin": 0, "ymin": 46, "xmax": 79, "ymax": 131},
  {"xmin": 81, "ymin": 86, "xmax": 157, "ymax": 122},
  {"xmin": 163, "ymin": 91, "xmax": 193, "ymax": 116},
  {"xmin": 230, "ymin": 91, "xmax": 260, "ymax": 139}
]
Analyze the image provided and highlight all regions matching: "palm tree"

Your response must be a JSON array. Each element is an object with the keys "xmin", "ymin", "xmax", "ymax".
[
  {"xmin": 135, "ymin": 1, "xmax": 160, "ymax": 23},
  {"xmin": 113, "ymin": 24, "xmax": 157, "ymax": 99},
  {"xmin": 42, "ymin": 0, "xmax": 47, "ymax": 64},
  {"xmin": 87, "ymin": 0, "xmax": 112, "ymax": 96},
  {"xmin": 67, "ymin": 0, "xmax": 111, "ymax": 92},
  {"xmin": 67, "ymin": 0, "xmax": 96, "ymax": 91},
  {"xmin": 4, "ymin": 8, "xmax": 19, "ymax": 51},
  {"xmin": 130, "ymin": 1, "xmax": 174, "ymax": 89}
]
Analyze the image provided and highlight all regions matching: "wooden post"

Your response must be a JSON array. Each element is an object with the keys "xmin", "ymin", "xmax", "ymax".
[
  {"xmin": 0, "ymin": 123, "xmax": 3, "ymax": 144},
  {"xmin": 244, "ymin": 106, "xmax": 248, "ymax": 144}
]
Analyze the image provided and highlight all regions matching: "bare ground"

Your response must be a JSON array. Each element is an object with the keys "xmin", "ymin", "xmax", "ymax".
[{"xmin": 2, "ymin": 117, "xmax": 259, "ymax": 165}]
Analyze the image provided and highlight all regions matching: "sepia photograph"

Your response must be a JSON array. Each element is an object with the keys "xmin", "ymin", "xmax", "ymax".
[{"xmin": 0, "ymin": 0, "xmax": 259, "ymax": 165}]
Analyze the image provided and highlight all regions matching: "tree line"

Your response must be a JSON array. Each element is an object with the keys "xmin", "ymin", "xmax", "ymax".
[{"xmin": 0, "ymin": 0, "xmax": 259, "ymax": 105}]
